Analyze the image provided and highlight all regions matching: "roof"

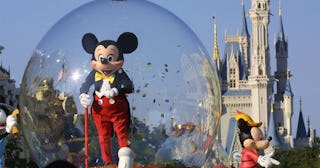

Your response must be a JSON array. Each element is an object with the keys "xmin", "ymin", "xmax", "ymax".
[
  {"xmin": 266, "ymin": 111, "xmax": 281, "ymax": 147},
  {"xmin": 0, "ymin": 64, "xmax": 10, "ymax": 75},
  {"xmin": 278, "ymin": 13, "xmax": 285, "ymax": 42},
  {"xmin": 225, "ymin": 117, "xmax": 237, "ymax": 153},
  {"xmin": 221, "ymin": 42, "xmax": 246, "ymax": 81},
  {"xmin": 0, "ymin": 64, "xmax": 10, "ymax": 80},
  {"xmin": 275, "ymin": 6, "xmax": 288, "ymax": 52},
  {"xmin": 222, "ymin": 89, "xmax": 251, "ymax": 96},
  {"xmin": 284, "ymin": 80, "xmax": 293, "ymax": 96},
  {"xmin": 296, "ymin": 110, "xmax": 308, "ymax": 139},
  {"xmin": 240, "ymin": 2, "xmax": 249, "ymax": 36}
]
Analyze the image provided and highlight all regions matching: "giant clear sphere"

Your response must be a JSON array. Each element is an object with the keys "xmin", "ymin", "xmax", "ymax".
[{"xmin": 19, "ymin": 0, "xmax": 223, "ymax": 167}]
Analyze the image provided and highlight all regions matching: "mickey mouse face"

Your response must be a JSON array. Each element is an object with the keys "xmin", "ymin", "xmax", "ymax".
[
  {"xmin": 95, "ymin": 45, "xmax": 119, "ymax": 64},
  {"xmin": 91, "ymin": 44, "xmax": 123, "ymax": 75},
  {"xmin": 82, "ymin": 32, "xmax": 138, "ymax": 76}
]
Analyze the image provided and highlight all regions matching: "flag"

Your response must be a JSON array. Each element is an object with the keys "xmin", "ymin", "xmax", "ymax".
[{"xmin": 57, "ymin": 63, "xmax": 65, "ymax": 81}]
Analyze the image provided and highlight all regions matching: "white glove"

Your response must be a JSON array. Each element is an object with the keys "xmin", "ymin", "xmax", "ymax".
[
  {"xmin": 106, "ymin": 88, "xmax": 119, "ymax": 98},
  {"xmin": 79, "ymin": 93, "xmax": 91, "ymax": 108},
  {"xmin": 258, "ymin": 154, "xmax": 280, "ymax": 168},
  {"xmin": 6, "ymin": 115, "xmax": 17, "ymax": 133}
]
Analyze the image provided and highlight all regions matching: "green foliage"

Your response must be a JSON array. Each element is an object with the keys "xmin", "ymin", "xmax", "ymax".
[
  {"xmin": 272, "ymin": 143, "xmax": 320, "ymax": 168},
  {"xmin": 4, "ymin": 135, "xmax": 27, "ymax": 168},
  {"xmin": 129, "ymin": 116, "xmax": 168, "ymax": 165}
]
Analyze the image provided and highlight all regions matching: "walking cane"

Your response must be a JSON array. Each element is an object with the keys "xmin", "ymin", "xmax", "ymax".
[{"xmin": 84, "ymin": 107, "xmax": 89, "ymax": 168}]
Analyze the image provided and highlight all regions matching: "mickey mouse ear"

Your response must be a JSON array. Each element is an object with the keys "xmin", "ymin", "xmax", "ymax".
[
  {"xmin": 82, "ymin": 33, "xmax": 99, "ymax": 54},
  {"xmin": 117, "ymin": 32, "xmax": 138, "ymax": 54}
]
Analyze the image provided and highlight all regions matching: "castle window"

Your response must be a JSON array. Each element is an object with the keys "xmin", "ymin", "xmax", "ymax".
[
  {"xmin": 230, "ymin": 79, "xmax": 236, "ymax": 88},
  {"xmin": 259, "ymin": 68, "xmax": 263, "ymax": 75},
  {"xmin": 229, "ymin": 68, "xmax": 236, "ymax": 75}
]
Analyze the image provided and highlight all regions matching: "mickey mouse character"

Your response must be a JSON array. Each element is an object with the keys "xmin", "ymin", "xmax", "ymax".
[
  {"xmin": 235, "ymin": 110, "xmax": 279, "ymax": 168},
  {"xmin": 79, "ymin": 32, "xmax": 137, "ymax": 167}
]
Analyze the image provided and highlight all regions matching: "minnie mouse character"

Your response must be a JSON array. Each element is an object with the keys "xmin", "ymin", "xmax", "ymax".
[
  {"xmin": 79, "ymin": 32, "xmax": 137, "ymax": 167},
  {"xmin": 235, "ymin": 110, "xmax": 279, "ymax": 168}
]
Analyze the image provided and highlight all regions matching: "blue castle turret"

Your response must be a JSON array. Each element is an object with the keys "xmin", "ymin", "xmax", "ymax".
[
  {"xmin": 294, "ymin": 98, "xmax": 309, "ymax": 147},
  {"xmin": 265, "ymin": 103, "xmax": 282, "ymax": 155},
  {"xmin": 266, "ymin": 106, "xmax": 281, "ymax": 147}
]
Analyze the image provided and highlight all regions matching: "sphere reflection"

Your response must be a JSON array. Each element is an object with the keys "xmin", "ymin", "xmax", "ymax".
[{"xmin": 19, "ymin": 0, "xmax": 222, "ymax": 167}]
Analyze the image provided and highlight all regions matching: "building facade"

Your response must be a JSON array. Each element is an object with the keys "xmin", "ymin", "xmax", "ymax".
[
  {"xmin": 213, "ymin": 2, "xmax": 315, "ymax": 164},
  {"xmin": 211, "ymin": 0, "xmax": 311, "ymax": 160},
  {"xmin": 0, "ymin": 64, "xmax": 17, "ymax": 108}
]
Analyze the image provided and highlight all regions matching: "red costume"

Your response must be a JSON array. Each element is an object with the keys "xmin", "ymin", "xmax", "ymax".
[
  {"xmin": 240, "ymin": 148, "xmax": 259, "ymax": 168},
  {"xmin": 80, "ymin": 69, "xmax": 133, "ymax": 164},
  {"xmin": 92, "ymin": 94, "xmax": 130, "ymax": 163}
]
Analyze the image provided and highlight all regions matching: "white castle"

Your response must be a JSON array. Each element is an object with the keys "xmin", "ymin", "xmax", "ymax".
[{"xmin": 211, "ymin": 0, "xmax": 314, "ymax": 161}]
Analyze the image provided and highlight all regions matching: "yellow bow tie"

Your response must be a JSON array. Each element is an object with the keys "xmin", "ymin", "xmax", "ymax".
[{"xmin": 95, "ymin": 72, "xmax": 115, "ymax": 83}]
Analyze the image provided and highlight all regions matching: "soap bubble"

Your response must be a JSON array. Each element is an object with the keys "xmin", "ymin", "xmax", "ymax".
[{"xmin": 19, "ymin": 0, "xmax": 222, "ymax": 167}]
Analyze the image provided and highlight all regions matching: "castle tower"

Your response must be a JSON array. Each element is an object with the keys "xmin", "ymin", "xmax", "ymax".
[
  {"xmin": 220, "ymin": 36, "xmax": 248, "ymax": 148},
  {"xmin": 281, "ymin": 79, "xmax": 293, "ymax": 147},
  {"xmin": 275, "ymin": 0, "xmax": 290, "ymax": 101},
  {"xmin": 307, "ymin": 117, "xmax": 314, "ymax": 147},
  {"xmin": 239, "ymin": 0, "xmax": 251, "ymax": 77},
  {"xmin": 247, "ymin": 0, "xmax": 273, "ymax": 131},
  {"xmin": 273, "ymin": 0, "xmax": 294, "ymax": 148}
]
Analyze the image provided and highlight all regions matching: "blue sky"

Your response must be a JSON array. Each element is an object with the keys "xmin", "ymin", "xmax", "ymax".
[{"xmin": 0, "ymin": 0, "xmax": 319, "ymax": 137}]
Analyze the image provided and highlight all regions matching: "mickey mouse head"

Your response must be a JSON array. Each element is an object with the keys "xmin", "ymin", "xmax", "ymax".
[{"xmin": 82, "ymin": 32, "xmax": 138, "ymax": 76}]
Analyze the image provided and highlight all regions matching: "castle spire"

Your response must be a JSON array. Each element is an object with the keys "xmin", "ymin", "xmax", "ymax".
[
  {"xmin": 278, "ymin": 0, "xmax": 285, "ymax": 41},
  {"xmin": 241, "ymin": 0, "xmax": 249, "ymax": 36},
  {"xmin": 307, "ymin": 116, "xmax": 311, "ymax": 137},
  {"xmin": 299, "ymin": 97, "xmax": 302, "ymax": 112},
  {"xmin": 212, "ymin": 16, "xmax": 221, "ymax": 73},
  {"xmin": 279, "ymin": 0, "xmax": 282, "ymax": 17},
  {"xmin": 296, "ymin": 97, "xmax": 308, "ymax": 139},
  {"xmin": 266, "ymin": 102, "xmax": 281, "ymax": 147}
]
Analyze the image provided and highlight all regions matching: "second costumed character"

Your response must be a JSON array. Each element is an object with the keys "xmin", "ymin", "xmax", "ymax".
[{"xmin": 235, "ymin": 110, "xmax": 280, "ymax": 168}]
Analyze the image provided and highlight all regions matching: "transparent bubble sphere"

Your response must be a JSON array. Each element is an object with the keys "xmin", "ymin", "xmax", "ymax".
[{"xmin": 19, "ymin": 0, "xmax": 222, "ymax": 167}]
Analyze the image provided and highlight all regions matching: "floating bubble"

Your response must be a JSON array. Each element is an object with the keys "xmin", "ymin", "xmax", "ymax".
[{"xmin": 19, "ymin": 0, "xmax": 222, "ymax": 167}]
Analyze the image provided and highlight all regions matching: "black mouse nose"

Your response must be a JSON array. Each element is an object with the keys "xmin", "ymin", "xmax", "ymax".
[{"xmin": 100, "ymin": 57, "xmax": 109, "ymax": 64}]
